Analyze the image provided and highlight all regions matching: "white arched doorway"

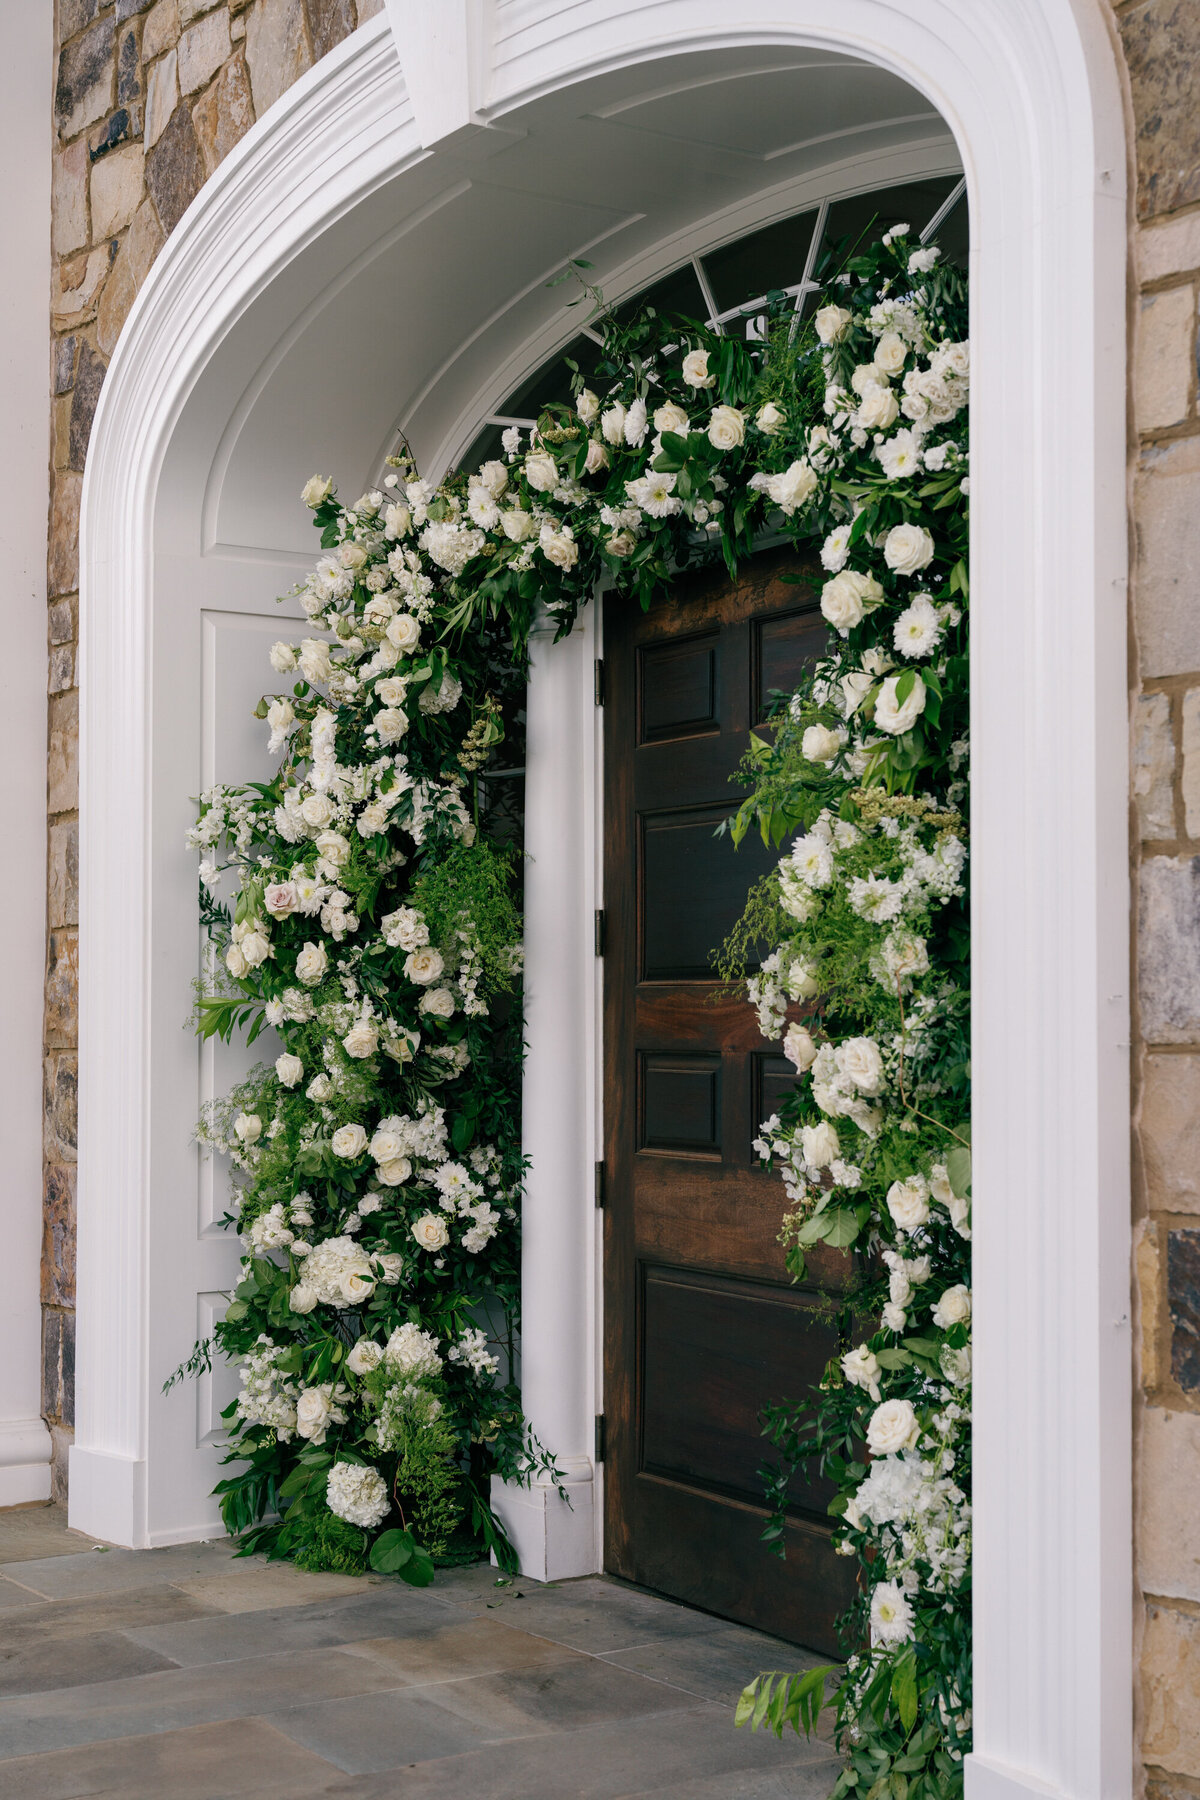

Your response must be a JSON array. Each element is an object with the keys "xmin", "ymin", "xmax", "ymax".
[{"xmin": 75, "ymin": 7, "xmax": 1130, "ymax": 1795}]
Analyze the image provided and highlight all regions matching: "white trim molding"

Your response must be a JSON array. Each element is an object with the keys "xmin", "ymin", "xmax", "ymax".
[{"xmin": 76, "ymin": 6, "xmax": 1131, "ymax": 1796}]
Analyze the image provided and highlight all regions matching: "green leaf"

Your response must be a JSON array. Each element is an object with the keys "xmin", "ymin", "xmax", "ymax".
[
  {"xmin": 891, "ymin": 1649, "xmax": 919, "ymax": 1733},
  {"xmin": 945, "ymin": 1145, "xmax": 972, "ymax": 1198},
  {"xmin": 368, "ymin": 1528, "xmax": 414, "ymax": 1575}
]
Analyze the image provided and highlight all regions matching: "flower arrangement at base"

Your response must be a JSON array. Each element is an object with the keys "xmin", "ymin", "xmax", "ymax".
[{"xmin": 179, "ymin": 212, "xmax": 971, "ymax": 1782}]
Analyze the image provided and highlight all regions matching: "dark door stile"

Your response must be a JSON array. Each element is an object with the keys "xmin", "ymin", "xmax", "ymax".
[{"xmin": 601, "ymin": 546, "xmax": 857, "ymax": 1655}]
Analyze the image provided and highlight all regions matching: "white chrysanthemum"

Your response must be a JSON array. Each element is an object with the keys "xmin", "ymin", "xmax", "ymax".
[
  {"xmin": 893, "ymin": 594, "xmax": 943, "ymax": 659},
  {"xmin": 790, "ymin": 832, "xmax": 834, "ymax": 889},
  {"xmin": 326, "ymin": 1461, "xmax": 390, "ymax": 1530}
]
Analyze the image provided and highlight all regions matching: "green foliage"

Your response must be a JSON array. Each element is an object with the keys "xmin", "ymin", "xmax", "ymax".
[{"xmin": 291, "ymin": 1509, "xmax": 369, "ymax": 1575}]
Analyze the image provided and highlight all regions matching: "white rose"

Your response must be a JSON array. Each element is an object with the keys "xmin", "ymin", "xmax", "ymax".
[
  {"xmin": 375, "ymin": 1156, "xmax": 412, "ymax": 1187},
  {"xmin": 238, "ymin": 928, "xmax": 271, "ymax": 968},
  {"xmin": 600, "ymin": 402, "xmax": 627, "ymax": 446},
  {"xmin": 405, "ymin": 947, "xmax": 444, "ymax": 985},
  {"xmin": 540, "ymin": 526, "xmax": 579, "ymax": 570},
  {"xmin": 338, "ymin": 541, "xmax": 367, "ymax": 572},
  {"xmin": 874, "ymin": 673, "xmax": 927, "ymax": 736},
  {"xmin": 374, "ymin": 1252, "xmax": 404, "ymax": 1284},
  {"xmin": 887, "ymin": 1175, "xmax": 930, "ymax": 1233},
  {"xmin": 343, "ymin": 1021, "xmax": 379, "ymax": 1060},
  {"xmin": 801, "ymin": 724, "xmax": 844, "ymax": 763},
  {"xmin": 866, "ymin": 1397, "xmax": 921, "ymax": 1456},
  {"xmin": 295, "ymin": 941, "xmax": 327, "ymax": 987},
  {"xmin": 801, "ymin": 1121, "xmax": 840, "ymax": 1168},
  {"xmin": 234, "ymin": 1111, "xmax": 262, "ymax": 1145},
  {"xmin": 606, "ymin": 531, "xmax": 637, "ymax": 558},
  {"xmin": 681, "ymin": 349, "xmax": 715, "ymax": 388},
  {"xmin": 882, "ymin": 1302, "xmax": 908, "ymax": 1332},
  {"xmin": 584, "ymin": 440, "xmax": 609, "ymax": 475},
  {"xmin": 289, "ymin": 1284, "xmax": 318, "ymax": 1314},
  {"xmin": 814, "ymin": 305, "xmax": 853, "ymax": 345},
  {"xmin": 331, "ymin": 1123, "xmax": 368, "ymax": 1159},
  {"xmin": 347, "ymin": 1338, "xmax": 383, "ymax": 1375},
  {"xmin": 298, "ymin": 639, "xmax": 333, "ymax": 684},
  {"xmin": 386, "ymin": 613, "xmax": 421, "ymax": 652},
  {"xmin": 765, "ymin": 459, "xmax": 817, "ymax": 516},
  {"xmin": 841, "ymin": 1344, "xmax": 881, "ymax": 1400},
  {"xmin": 375, "ymin": 707, "xmax": 409, "ymax": 744},
  {"xmin": 269, "ymin": 642, "xmax": 296, "ymax": 672},
  {"xmin": 307, "ymin": 1072, "xmax": 334, "ymax": 1102},
  {"xmin": 756, "ymin": 401, "xmax": 786, "ymax": 435},
  {"xmin": 524, "ymin": 450, "xmax": 558, "ymax": 492},
  {"xmin": 856, "ymin": 382, "xmax": 900, "ymax": 430},
  {"xmin": 419, "ymin": 986, "xmax": 456, "ymax": 1019},
  {"xmin": 295, "ymin": 1386, "xmax": 334, "ymax": 1441},
  {"xmin": 340, "ymin": 1269, "xmax": 375, "ymax": 1306},
  {"xmin": 783, "ymin": 1023, "xmax": 818, "ymax": 1072},
  {"xmin": 707, "ymin": 405, "xmax": 746, "ymax": 451},
  {"xmin": 412, "ymin": 1213, "xmax": 450, "ymax": 1252},
  {"xmin": 376, "ymin": 675, "xmax": 409, "ymax": 707},
  {"xmin": 576, "ymin": 389, "xmax": 600, "ymax": 425},
  {"xmin": 369, "ymin": 1122, "xmax": 406, "ymax": 1163},
  {"xmin": 314, "ymin": 829, "xmax": 350, "ymax": 869},
  {"xmin": 837, "ymin": 1037, "xmax": 885, "ymax": 1095},
  {"xmin": 501, "ymin": 508, "xmax": 535, "ymax": 542},
  {"xmin": 225, "ymin": 943, "xmax": 249, "ymax": 979},
  {"xmin": 264, "ymin": 882, "xmax": 298, "ymax": 919},
  {"xmin": 477, "ymin": 458, "xmax": 509, "ymax": 498},
  {"xmin": 873, "ymin": 331, "xmax": 908, "ymax": 376},
  {"xmin": 299, "ymin": 792, "xmax": 336, "ymax": 830},
  {"xmin": 883, "ymin": 522, "xmax": 935, "ymax": 576},
  {"xmin": 821, "ymin": 570, "xmax": 881, "ymax": 632},
  {"xmin": 785, "ymin": 958, "xmax": 819, "ymax": 1001},
  {"xmin": 302, "ymin": 475, "xmax": 332, "ymax": 508},
  {"xmin": 932, "ymin": 1284, "xmax": 972, "ymax": 1329},
  {"xmin": 275, "ymin": 1053, "xmax": 304, "ymax": 1088},
  {"xmin": 383, "ymin": 503, "xmax": 412, "ymax": 538},
  {"xmin": 653, "ymin": 401, "xmax": 689, "ymax": 436}
]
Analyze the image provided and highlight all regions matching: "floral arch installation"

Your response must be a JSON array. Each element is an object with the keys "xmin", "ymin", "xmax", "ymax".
[{"xmin": 74, "ymin": 8, "xmax": 1131, "ymax": 1798}]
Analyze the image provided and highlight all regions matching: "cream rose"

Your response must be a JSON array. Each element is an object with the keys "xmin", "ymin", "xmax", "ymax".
[
  {"xmin": 606, "ymin": 531, "xmax": 637, "ymax": 558},
  {"xmin": 264, "ymin": 882, "xmax": 298, "ymax": 919},
  {"xmin": 275, "ymin": 1053, "xmax": 304, "ymax": 1088},
  {"xmin": 375, "ymin": 1156, "xmax": 412, "ymax": 1187},
  {"xmin": 343, "ymin": 1021, "xmax": 379, "ymax": 1061},
  {"xmin": 331, "ymin": 1123, "xmax": 368, "ymax": 1159},
  {"xmin": 404, "ymin": 947, "xmax": 444, "ymax": 985},
  {"xmin": 386, "ymin": 613, "xmax": 421, "ymax": 652},
  {"xmin": 814, "ymin": 304, "xmax": 853, "ymax": 344},
  {"xmin": 477, "ymin": 458, "xmax": 509, "ymax": 498},
  {"xmin": 707, "ymin": 405, "xmax": 746, "ymax": 451},
  {"xmin": 576, "ymin": 389, "xmax": 600, "ymax": 425},
  {"xmin": 583, "ymin": 440, "xmax": 609, "ymax": 475},
  {"xmin": 540, "ymin": 526, "xmax": 579, "ymax": 570},
  {"xmin": 234, "ymin": 1111, "xmax": 262, "ymax": 1145},
  {"xmin": 856, "ymin": 382, "xmax": 900, "ymax": 430},
  {"xmin": 801, "ymin": 1121, "xmax": 840, "ymax": 1168},
  {"xmin": 299, "ymin": 792, "xmax": 336, "ymax": 831},
  {"xmin": 295, "ymin": 941, "xmax": 327, "ymax": 987},
  {"xmin": 783, "ymin": 1022, "xmax": 818, "ymax": 1072},
  {"xmin": 295, "ymin": 1386, "xmax": 335, "ymax": 1442},
  {"xmin": 841, "ymin": 1344, "xmax": 882, "ymax": 1401},
  {"xmin": 314, "ymin": 829, "xmax": 350, "ymax": 869},
  {"xmin": 653, "ymin": 401, "xmax": 689, "ymax": 436},
  {"xmin": 225, "ymin": 943, "xmax": 248, "ymax": 979},
  {"xmin": 600, "ymin": 403, "xmax": 627, "ymax": 446},
  {"xmin": 765, "ymin": 460, "xmax": 817, "ymax": 516},
  {"xmin": 866, "ymin": 1397, "xmax": 921, "ymax": 1456},
  {"xmin": 269, "ymin": 641, "xmax": 297, "ymax": 672},
  {"xmin": 375, "ymin": 707, "xmax": 409, "ymax": 744},
  {"xmin": 501, "ymin": 508, "xmax": 534, "ymax": 542},
  {"xmin": 524, "ymin": 450, "xmax": 558, "ymax": 492},
  {"xmin": 375, "ymin": 675, "xmax": 408, "ymax": 707},
  {"xmin": 340, "ymin": 1269, "xmax": 376, "ymax": 1306},
  {"xmin": 932, "ymin": 1284, "xmax": 972, "ymax": 1329},
  {"xmin": 821, "ymin": 569, "xmax": 881, "ymax": 633},
  {"xmin": 874, "ymin": 673, "xmax": 927, "ymax": 736},
  {"xmin": 837, "ymin": 1037, "xmax": 885, "ymax": 1095},
  {"xmin": 883, "ymin": 521, "xmax": 935, "ymax": 575},
  {"xmin": 801, "ymin": 724, "xmax": 844, "ymax": 763},
  {"xmin": 873, "ymin": 331, "xmax": 908, "ymax": 376},
  {"xmin": 412, "ymin": 1213, "xmax": 450, "ymax": 1252},
  {"xmin": 756, "ymin": 401, "xmax": 787, "ymax": 435},
  {"xmin": 302, "ymin": 475, "xmax": 332, "ymax": 508},
  {"xmin": 383, "ymin": 502, "xmax": 412, "ymax": 538},
  {"xmin": 298, "ymin": 638, "xmax": 332, "ymax": 684},
  {"xmin": 682, "ymin": 348, "xmax": 715, "ymax": 388},
  {"xmin": 887, "ymin": 1174, "xmax": 930, "ymax": 1233},
  {"xmin": 419, "ymin": 986, "xmax": 456, "ymax": 1019},
  {"xmin": 289, "ymin": 1284, "xmax": 318, "ymax": 1314},
  {"xmin": 347, "ymin": 1338, "xmax": 383, "ymax": 1376}
]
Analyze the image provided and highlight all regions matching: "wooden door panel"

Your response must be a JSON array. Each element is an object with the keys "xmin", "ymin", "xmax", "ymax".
[{"xmin": 603, "ymin": 547, "xmax": 857, "ymax": 1655}]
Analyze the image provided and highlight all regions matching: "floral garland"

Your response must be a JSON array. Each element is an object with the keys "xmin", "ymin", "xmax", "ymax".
[{"xmin": 185, "ymin": 218, "xmax": 970, "ymax": 1778}]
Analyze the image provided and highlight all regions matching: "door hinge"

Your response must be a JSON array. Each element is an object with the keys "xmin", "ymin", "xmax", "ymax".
[
  {"xmin": 594, "ymin": 1414, "xmax": 606, "ymax": 1465},
  {"xmin": 594, "ymin": 1161, "xmax": 605, "ymax": 1209},
  {"xmin": 594, "ymin": 909, "xmax": 606, "ymax": 956},
  {"xmin": 594, "ymin": 658, "xmax": 605, "ymax": 706}
]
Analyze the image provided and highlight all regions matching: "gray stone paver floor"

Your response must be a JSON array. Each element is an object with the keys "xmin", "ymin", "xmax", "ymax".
[{"xmin": 0, "ymin": 1504, "xmax": 837, "ymax": 1798}]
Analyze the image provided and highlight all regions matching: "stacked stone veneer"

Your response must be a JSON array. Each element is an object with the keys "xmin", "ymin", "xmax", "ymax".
[
  {"xmin": 37, "ymin": 0, "xmax": 1200, "ymax": 1786},
  {"xmin": 1122, "ymin": 2, "xmax": 1200, "ymax": 1792},
  {"xmin": 43, "ymin": 0, "xmax": 384, "ymax": 1496}
]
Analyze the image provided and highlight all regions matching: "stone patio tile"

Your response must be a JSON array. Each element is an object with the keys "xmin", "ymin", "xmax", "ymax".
[
  {"xmin": 0, "ymin": 1584, "xmax": 219, "ymax": 1652},
  {"xmin": 0, "ymin": 1505, "xmax": 98, "ymax": 1564},
  {"xmin": 128, "ymin": 1586, "xmax": 457, "ymax": 1665},
  {"xmin": 166, "ymin": 1563, "xmax": 376, "ymax": 1613},
  {"xmin": 270, "ymin": 1653, "xmax": 697, "ymax": 1775},
  {"xmin": 0, "ymin": 1716, "xmax": 344, "ymax": 1800},
  {"xmin": 0, "ymin": 1645, "xmax": 406, "ymax": 1760},
  {"xmin": 294, "ymin": 1701, "xmax": 831, "ymax": 1798},
  {"xmin": 0, "ymin": 1541, "xmax": 239, "ymax": 1601},
  {"xmin": 600, "ymin": 1625, "xmax": 833, "ymax": 1713},
  {"xmin": 645, "ymin": 1762, "xmax": 838, "ymax": 1799},
  {"xmin": 0, "ymin": 1578, "xmax": 44, "ymax": 1613},
  {"xmin": 459, "ymin": 1575, "xmax": 719, "ymax": 1654},
  {"xmin": 340, "ymin": 1616, "xmax": 583, "ymax": 1685},
  {"xmin": 0, "ymin": 1630, "xmax": 180, "ymax": 1698}
]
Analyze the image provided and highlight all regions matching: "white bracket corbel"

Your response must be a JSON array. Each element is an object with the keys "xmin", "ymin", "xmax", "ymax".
[{"xmin": 383, "ymin": 0, "xmax": 509, "ymax": 154}]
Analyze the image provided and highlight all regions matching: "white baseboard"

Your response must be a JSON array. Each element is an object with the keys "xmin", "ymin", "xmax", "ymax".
[
  {"xmin": 0, "ymin": 1418, "xmax": 52, "ymax": 1509},
  {"xmin": 490, "ymin": 1465, "xmax": 598, "ymax": 1583},
  {"xmin": 965, "ymin": 1754, "xmax": 1069, "ymax": 1799}
]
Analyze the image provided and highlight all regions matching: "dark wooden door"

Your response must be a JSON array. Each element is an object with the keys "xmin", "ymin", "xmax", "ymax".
[{"xmin": 602, "ymin": 547, "xmax": 856, "ymax": 1654}]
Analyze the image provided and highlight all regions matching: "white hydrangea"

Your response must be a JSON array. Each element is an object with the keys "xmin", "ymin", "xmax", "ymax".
[{"xmin": 326, "ymin": 1460, "xmax": 390, "ymax": 1530}]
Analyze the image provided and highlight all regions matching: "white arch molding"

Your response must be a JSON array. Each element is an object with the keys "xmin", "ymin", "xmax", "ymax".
[{"xmin": 75, "ymin": 6, "xmax": 1130, "ymax": 1797}]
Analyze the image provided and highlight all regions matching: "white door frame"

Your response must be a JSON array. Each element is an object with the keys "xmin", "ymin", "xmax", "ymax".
[{"xmin": 76, "ymin": 7, "xmax": 1131, "ymax": 1796}]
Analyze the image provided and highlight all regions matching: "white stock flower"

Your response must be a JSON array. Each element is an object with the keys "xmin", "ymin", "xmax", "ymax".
[
  {"xmin": 874, "ymin": 673, "xmax": 927, "ymax": 736},
  {"xmin": 908, "ymin": 245, "xmax": 941, "ymax": 275}
]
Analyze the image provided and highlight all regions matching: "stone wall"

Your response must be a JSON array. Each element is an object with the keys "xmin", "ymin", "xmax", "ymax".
[
  {"xmin": 44, "ymin": 0, "xmax": 384, "ymax": 1499},
  {"xmin": 1121, "ymin": 2, "xmax": 1200, "ymax": 1792}
]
